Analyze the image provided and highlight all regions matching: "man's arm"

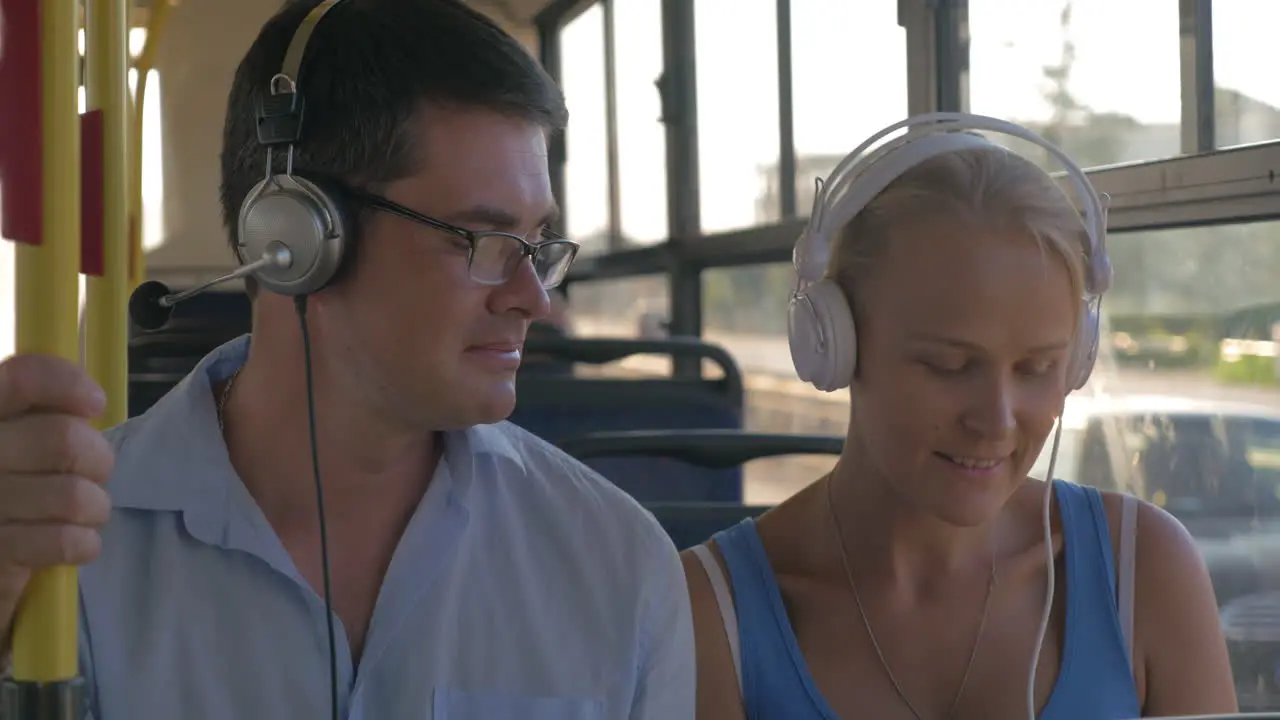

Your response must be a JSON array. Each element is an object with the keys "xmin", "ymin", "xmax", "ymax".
[
  {"xmin": 630, "ymin": 529, "xmax": 696, "ymax": 720},
  {"xmin": 1133, "ymin": 501, "xmax": 1238, "ymax": 716}
]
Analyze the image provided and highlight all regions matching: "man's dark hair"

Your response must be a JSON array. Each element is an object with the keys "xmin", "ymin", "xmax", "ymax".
[{"xmin": 219, "ymin": 0, "xmax": 567, "ymax": 263}]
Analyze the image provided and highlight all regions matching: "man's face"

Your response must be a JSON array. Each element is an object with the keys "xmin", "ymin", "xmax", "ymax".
[{"xmin": 312, "ymin": 106, "xmax": 560, "ymax": 430}]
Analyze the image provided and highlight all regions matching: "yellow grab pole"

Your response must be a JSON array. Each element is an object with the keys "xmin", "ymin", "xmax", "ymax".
[
  {"xmin": 11, "ymin": 0, "xmax": 84, "ymax": 684},
  {"xmin": 85, "ymin": 0, "xmax": 131, "ymax": 430},
  {"xmin": 128, "ymin": 0, "xmax": 174, "ymax": 289}
]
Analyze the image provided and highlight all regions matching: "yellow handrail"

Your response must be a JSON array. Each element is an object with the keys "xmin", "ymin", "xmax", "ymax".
[
  {"xmin": 84, "ymin": 0, "xmax": 131, "ymax": 432},
  {"xmin": 128, "ymin": 0, "xmax": 175, "ymax": 289},
  {"xmin": 11, "ymin": 0, "xmax": 83, "ymax": 683}
]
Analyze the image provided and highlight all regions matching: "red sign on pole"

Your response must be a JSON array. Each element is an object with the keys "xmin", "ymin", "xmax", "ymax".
[
  {"xmin": 0, "ymin": 0, "xmax": 43, "ymax": 246},
  {"xmin": 81, "ymin": 110, "xmax": 105, "ymax": 276}
]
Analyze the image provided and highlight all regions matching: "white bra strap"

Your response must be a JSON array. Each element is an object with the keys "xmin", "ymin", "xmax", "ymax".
[
  {"xmin": 1118, "ymin": 494, "xmax": 1138, "ymax": 668},
  {"xmin": 690, "ymin": 544, "xmax": 742, "ymax": 691}
]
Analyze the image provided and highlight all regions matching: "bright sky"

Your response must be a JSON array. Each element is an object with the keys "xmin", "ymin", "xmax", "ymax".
[
  {"xmin": 559, "ymin": 0, "xmax": 1280, "ymax": 241},
  {"xmin": 2, "ymin": 0, "xmax": 1278, "ymax": 358}
]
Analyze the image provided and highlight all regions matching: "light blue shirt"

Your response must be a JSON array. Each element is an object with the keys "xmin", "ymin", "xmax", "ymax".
[{"xmin": 77, "ymin": 335, "xmax": 694, "ymax": 719}]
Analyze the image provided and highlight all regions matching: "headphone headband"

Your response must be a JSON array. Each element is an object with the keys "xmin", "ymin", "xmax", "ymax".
[
  {"xmin": 254, "ymin": 0, "xmax": 350, "ymax": 150},
  {"xmin": 794, "ymin": 112, "xmax": 1112, "ymax": 297},
  {"xmin": 279, "ymin": 0, "xmax": 347, "ymax": 93},
  {"xmin": 237, "ymin": 0, "xmax": 357, "ymax": 297}
]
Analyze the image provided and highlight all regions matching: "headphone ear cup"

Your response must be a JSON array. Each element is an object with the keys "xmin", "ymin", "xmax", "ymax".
[
  {"xmin": 788, "ymin": 279, "xmax": 857, "ymax": 392},
  {"xmin": 297, "ymin": 174, "xmax": 360, "ymax": 287},
  {"xmin": 237, "ymin": 173, "xmax": 356, "ymax": 296},
  {"xmin": 1067, "ymin": 300, "xmax": 1100, "ymax": 391}
]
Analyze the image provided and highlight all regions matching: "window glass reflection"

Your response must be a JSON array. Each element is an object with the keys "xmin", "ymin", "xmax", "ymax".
[
  {"xmin": 1212, "ymin": 0, "xmax": 1280, "ymax": 147},
  {"xmin": 787, "ymin": 0, "xmax": 905, "ymax": 218},
  {"xmin": 694, "ymin": 0, "xmax": 779, "ymax": 234},
  {"xmin": 612, "ymin": 0, "xmax": 668, "ymax": 245},
  {"xmin": 967, "ymin": 0, "xmax": 1181, "ymax": 169},
  {"xmin": 560, "ymin": 4, "xmax": 611, "ymax": 255}
]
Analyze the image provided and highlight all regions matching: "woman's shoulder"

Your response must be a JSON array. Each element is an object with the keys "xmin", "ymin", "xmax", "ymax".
[
  {"xmin": 750, "ymin": 481, "xmax": 833, "ymax": 576},
  {"xmin": 1072, "ymin": 484, "xmax": 1181, "ymax": 563},
  {"xmin": 1088, "ymin": 488, "xmax": 1207, "ymax": 599},
  {"xmin": 1089, "ymin": 488, "xmax": 1238, "ymax": 712},
  {"xmin": 680, "ymin": 537, "xmax": 749, "ymax": 720}
]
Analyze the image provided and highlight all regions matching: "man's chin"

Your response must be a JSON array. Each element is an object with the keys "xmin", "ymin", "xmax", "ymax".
[{"xmin": 461, "ymin": 383, "xmax": 518, "ymax": 426}]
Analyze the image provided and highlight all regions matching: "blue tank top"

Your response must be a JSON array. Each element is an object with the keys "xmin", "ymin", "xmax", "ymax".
[{"xmin": 711, "ymin": 480, "xmax": 1141, "ymax": 719}]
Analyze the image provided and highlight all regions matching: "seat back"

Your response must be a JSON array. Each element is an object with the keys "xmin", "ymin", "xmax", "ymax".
[
  {"xmin": 515, "ymin": 383, "xmax": 741, "ymax": 502},
  {"xmin": 557, "ymin": 430, "xmax": 843, "ymax": 546},
  {"xmin": 511, "ymin": 336, "xmax": 747, "ymax": 502},
  {"xmin": 645, "ymin": 503, "xmax": 772, "ymax": 550},
  {"xmin": 518, "ymin": 335, "xmax": 744, "ymax": 402},
  {"xmin": 127, "ymin": 291, "xmax": 252, "ymax": 417}
]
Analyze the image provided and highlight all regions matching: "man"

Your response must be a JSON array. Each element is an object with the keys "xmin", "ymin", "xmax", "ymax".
[{"xmin": 0, "ymin": 0, "xmax": 694, "ymax": 717}]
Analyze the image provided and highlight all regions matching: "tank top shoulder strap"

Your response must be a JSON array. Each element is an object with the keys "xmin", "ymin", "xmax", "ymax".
[
  {"xmin": 708, "ymin": 517, "xmax": 772, "ymax": 610},
  {"xmin": 689, "ymin": 543, "xmax": 741, "ymax": 686},
  {"xmin": 701, "ymin": 518, "xmax": 768, "ymax": 692},
  {"xmin": 1041, "ymin": 480, "xmax": 1141, "ymax": 718},
  {"xmin": 704, "ymin": 518, "xmax": 832, "ymax": 717},
  {"xmin": 1118, "ymin": 492, "xmax": 1138, "ymax": 665},
  {"xmin": 1049, "ymin": 479, "xmax": 1141, "ymax": 676},
  {"xmin": 1054, "ymin": 480, "xmax": 1119, "ymax": 595},
  {"xmin": 1052, "ymin": 480, "xmax": 1137, "ymax": 653}
]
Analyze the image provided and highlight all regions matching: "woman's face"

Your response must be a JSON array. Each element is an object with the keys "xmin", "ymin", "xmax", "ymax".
[{"xmin": 847, "ymin": 218, "xmax": 1080, "ymax": 526}]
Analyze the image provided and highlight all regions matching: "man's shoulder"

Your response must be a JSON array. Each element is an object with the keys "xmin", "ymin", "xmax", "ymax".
[
  {"xmin": 99, "ymin": 380, "xmax": 236, "ymax": 513},
  {"xmin": 101, "ymin": 413, "xmax": 161, "ymax": 488},
  {"xmin": 470, "ymin": 421, "xmax": 673, "ymax": 553},
  {"xmin": 102, "ymin": 365, "xmax": 208, "ymax": 457},
  {"xmin": 102, "ymin": 413, "xmax": 143, "ymax": 451},
  {"xmin": 475, "ymin": 421, "xmax": 620, "ymax": 494}
]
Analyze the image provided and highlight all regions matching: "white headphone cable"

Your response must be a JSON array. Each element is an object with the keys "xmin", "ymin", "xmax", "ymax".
[{"xmin": 1027, "ymin": 419, "xmax": 1065, "ymax": 719}]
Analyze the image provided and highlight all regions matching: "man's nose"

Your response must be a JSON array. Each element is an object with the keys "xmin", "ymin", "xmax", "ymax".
[{"xmin": 489, "ymin": 256, "xmax": 551, "ymax": 319}]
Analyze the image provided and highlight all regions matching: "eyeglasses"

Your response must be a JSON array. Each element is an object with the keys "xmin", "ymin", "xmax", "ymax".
[{"xmin": 352, "ymin": 191, "xmax": 579, "ymax": 289}]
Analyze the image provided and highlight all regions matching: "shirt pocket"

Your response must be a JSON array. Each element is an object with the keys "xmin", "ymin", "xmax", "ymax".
[{"xmin": 432, "ymin": 687, "xmax": 605, "ymax": 720}]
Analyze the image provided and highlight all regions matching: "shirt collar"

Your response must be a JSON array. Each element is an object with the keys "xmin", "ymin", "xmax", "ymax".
[{"xmin": 108, "ymin": 333, "xmax": 529, "ymax": 514}]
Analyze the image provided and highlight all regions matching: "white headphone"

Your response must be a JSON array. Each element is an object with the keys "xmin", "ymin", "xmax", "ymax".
[{"xmin": 787, "ymin": 112, "xmax": 1113, "ymax": 394}]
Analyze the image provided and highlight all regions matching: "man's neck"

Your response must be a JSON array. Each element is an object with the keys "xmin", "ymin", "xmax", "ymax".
[{"xmin": 219, "ymin": 339, "xmax": 442, "ymax": 523}]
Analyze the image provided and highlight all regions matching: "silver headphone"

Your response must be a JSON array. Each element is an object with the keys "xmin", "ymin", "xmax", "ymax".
[
  {"xmin": 235, "ymin": 0, "xmax": 355, "ymax": 297},
  {"xmin": 787, "ymin": 112, "xmax": 1113, "ymax": 393}
]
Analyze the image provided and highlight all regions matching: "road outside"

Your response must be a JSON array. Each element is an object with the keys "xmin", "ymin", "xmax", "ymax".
[
  {"xmin": 573, "ymin": 316, "xmax": 1280, "ymax": 504},
  {"xmin": 576, "ymin": 315, "xmax": 1280, "ymax": 405}
]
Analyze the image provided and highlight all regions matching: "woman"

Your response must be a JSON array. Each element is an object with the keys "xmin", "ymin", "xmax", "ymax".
[{"xmin": 683, "ymin": 114, "xmax": 1238, "ymax": 719}]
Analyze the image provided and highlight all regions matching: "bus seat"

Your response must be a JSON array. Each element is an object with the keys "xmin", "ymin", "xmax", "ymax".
[
  {"xmin": 510, "ymin": 336, "xmax": 747, "ymax": 502},
  {"xmin": 643, "ymin": 503, "xmax": 771, "ymax": 550},
  {"xmin": 128, "ymin": 327, "xmax": 246, "ymax": 417},
  {"xmin": 557, "ymin": 430, "xmax": 843, "ymax": 545},
  {"xmin": 519, "ymin": 335, "xmax": 744, "ymax": 407},
  {"xmin": 557, "ymin": 429, "xmax": 842, "ymax": 467},
  {"xmin": 129, "ymin": 290, "xmax": 252, "ymax": 340},
  {"xmin": 126, "ymin": 290, "xmax": 253, "ymax": 416},
  {"xmin": 513, "ymin": 383, "xmax": 742, "ymax": 502},
  {"xmin": 169, "ymin": 289, "xmax": 252, "ymax": 326},
  {"xmin": 520, "ymin": 321, "xmax": 574, "ymax": 376}
]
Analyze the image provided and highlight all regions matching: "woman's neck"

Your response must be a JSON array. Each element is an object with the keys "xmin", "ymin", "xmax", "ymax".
[{"xmin": 826, "ymin": 460, "xmax": 1001, "ymax": 601}]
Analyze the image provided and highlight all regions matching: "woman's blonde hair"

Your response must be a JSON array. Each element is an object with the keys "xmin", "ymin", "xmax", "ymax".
[{"xmin": 827, "ymin": 145, "xmax": 1089, "ymax": 313}]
